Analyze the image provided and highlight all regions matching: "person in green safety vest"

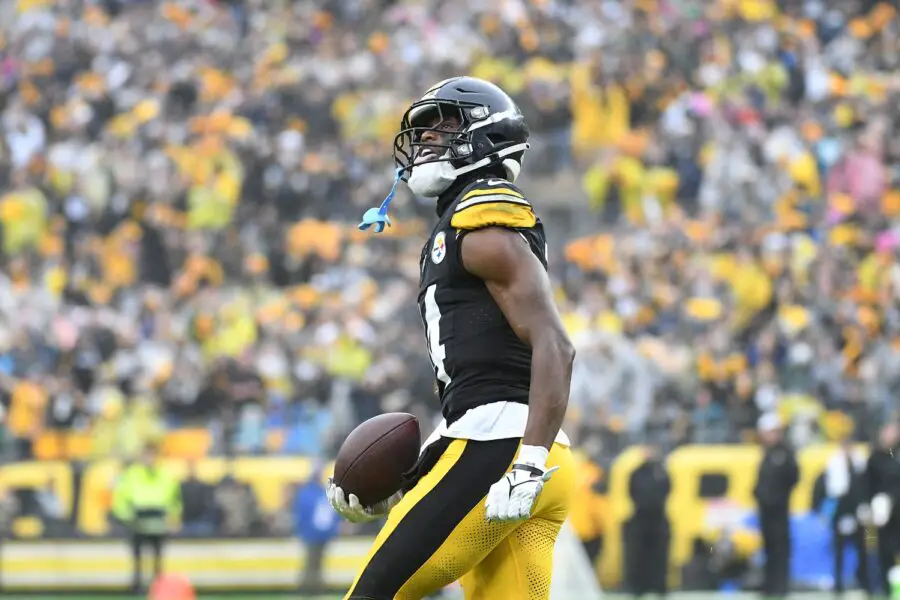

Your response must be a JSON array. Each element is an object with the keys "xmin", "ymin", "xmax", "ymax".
[{"xmin": 112, "ymin": 441, "xmax": 182, "ymax": 592}]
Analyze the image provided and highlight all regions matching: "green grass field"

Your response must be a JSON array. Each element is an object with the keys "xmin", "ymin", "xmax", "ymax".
[
  {"xmin": 0, "ymin": 594, "xmax": 877, "ymax": 600},
  {"xmin": 0, "ymin": 597, "xmax": 319, "ymax": 600},
  {"xmin": 0, "ymin": 596, "xmax": 338, "ymax": 600},
  {"xmin": 0, "ymin": 597, "xmax": 318, "ymax": 600},
  {"xmin": 3, "ymin": 597, "xmax": 320, "ymax": 600}
]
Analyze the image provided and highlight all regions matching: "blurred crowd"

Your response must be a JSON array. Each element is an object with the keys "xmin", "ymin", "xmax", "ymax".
[{"xmin": 0, "ymin": 0, "xmax": 898, "ymax": 467}]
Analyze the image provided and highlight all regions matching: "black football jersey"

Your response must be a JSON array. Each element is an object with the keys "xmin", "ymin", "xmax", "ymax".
[{"xmin": 418, "ymin": 178, "xmax": 548, "ymax": 425}]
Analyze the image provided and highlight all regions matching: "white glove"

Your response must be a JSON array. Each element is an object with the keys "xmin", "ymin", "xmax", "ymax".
[
  {"xmin": 327, "ymin": 480, "xmax": 403, "ymax": 524},
  {"xmin": 485, "ymin": 445, "xmax": 558, "ymax": 522},
  {"xmin": 888, "ymin": 564, "xmax": 900, "ymax": 587},
  {"xmin": 872, "ymin": 493, "xmax": 893, "ymax": 528},
  {"xmin": 857, "ymin": 503, "xmax": 872, "ymax": 526}
]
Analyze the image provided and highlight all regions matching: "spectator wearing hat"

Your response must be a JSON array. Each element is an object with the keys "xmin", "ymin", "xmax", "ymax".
[
  {"xmin": 624, "ymin": 445, "xmax": 671, "ymax": 598},
  {"xmin": 821, "ymin": 428, "xmax": 871, "ymax": 594},
  {"xmin": 293, "ymin": 462, "xmax": 339, "ymax": 593},
  {"xmin": 867, "ymin": 422, "xmax": 900, "ymax": 596},
  {"xmin": 754, "ymin": 413, "xmax": 799, "ymax": 599}
]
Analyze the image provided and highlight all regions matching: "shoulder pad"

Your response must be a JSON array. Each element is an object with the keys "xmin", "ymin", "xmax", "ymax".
[{"xmin": 450, "ymin": 180, "xmax": 536, "ymax": 231}]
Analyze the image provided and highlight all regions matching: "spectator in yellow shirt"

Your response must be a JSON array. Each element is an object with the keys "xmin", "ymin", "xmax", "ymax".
[
  {"xmin": 571, "ymin": 58, "xmax": 631, "ymax": 159},
  {"xmin": 568, "ymin": 448, "xmax": 608, "ymax": 570},
  {"xmin": 7, "ymin": 378, "xmax": 47, "ymax": 460}
]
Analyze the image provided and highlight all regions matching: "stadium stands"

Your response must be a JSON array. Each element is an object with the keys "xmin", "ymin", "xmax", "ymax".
[{"xmin": 1, "ymin": 0, "xmax": 900, "ymax": 594}]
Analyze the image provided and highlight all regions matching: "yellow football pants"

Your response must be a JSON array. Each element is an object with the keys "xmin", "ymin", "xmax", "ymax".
[{"xmin": 345, "ymin": 437, "xmax": 575, "ymax": 600}]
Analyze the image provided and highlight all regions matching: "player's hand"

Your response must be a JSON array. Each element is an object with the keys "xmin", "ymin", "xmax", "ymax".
[
  {"xmin": 856, "ymin": 503, "xmax": 872, "ymax": 526},
  {"xmin": 327, "ymin": 479, "xmax": 402, "ymax": 524},
  {"xmin": 872, "ymin": 493, "xmax": 893, "ymax": 527},
  {"xmin": 485, "ymin": 445, "xmax": 558, "ymax": 522}
]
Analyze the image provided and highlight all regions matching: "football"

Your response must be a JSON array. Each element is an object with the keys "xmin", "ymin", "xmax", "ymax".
[{"xmin": 334, "ymin": 412, "xmax": 421, "ymax": 506}]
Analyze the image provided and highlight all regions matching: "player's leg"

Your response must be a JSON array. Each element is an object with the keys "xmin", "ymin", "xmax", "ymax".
[
  {"xmin": 459, "ymin": 442, "xmax": 575, "ymax": 600},
  {"xmin": 345, "ymin": 437, "xmax": 521, "ymax": 600},
  {"xmin": 151, "ymin": 534, "xmax": 163, "ymax": 579},
  {"xmin": 460, "ymin": 516, "xmax": 561, "ymax": 600},
  {"xmin": 130, "ymin": 533, "xmax": 144, "ymax": 591}
]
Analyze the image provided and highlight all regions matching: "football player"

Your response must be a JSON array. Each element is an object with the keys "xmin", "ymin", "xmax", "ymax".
[{"xmin": 329, "ymin": 77, "xmax": 576, "ymax": 600}]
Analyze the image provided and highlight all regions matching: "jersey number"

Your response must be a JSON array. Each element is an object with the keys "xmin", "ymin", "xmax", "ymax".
[{"xmin": 424, "ymin": 284, "xmax": 452, "ymax": 386}]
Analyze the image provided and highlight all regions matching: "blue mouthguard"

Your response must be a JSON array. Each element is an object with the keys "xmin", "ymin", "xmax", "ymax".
[{"xmin": 358, "ymin": 168, "xmax": 404, "ymax": 234}]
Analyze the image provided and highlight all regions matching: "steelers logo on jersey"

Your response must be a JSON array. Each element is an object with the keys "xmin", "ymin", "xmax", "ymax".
[{"xmin": 431, "ymin": 231, "xmax": 447, "ymax": 264}]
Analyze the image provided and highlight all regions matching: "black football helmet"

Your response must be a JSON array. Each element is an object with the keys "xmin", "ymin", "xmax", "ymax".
[{"xmin": 393, "ymin": 77, "xmax": 531, "ymax": 183}]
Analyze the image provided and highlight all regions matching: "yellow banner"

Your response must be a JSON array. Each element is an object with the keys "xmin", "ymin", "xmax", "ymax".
[{"xmin": 1, "ymin": 538, "xmax": 370, "ymax": 591}]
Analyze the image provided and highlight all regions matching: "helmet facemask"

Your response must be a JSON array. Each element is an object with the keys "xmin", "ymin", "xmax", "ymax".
[{"xmin": 394, "ymin": 100, "xmax": 473, "ymax": 197}]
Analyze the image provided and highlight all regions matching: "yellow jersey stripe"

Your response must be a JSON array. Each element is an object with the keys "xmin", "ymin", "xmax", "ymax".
[
  {"xmin": 461, "ymin": 187, "xmax": 525, "ymax": 201},
  {"xmin": 456, "ymin": 194, "xmax": 531, "ymax": 211},
  {"xmin": 451, "ymin": 202, "xmax": 537, "ymax": 230}
]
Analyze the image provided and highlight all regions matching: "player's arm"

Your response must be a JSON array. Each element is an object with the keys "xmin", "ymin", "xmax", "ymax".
[
  {"xmin": 451, "ymin": 182, "xmax": 574, "ymax": 521},
  {"xmin": 460, "ymin": 227, "xmax": 575, "ymax": 450},
  {"xmin": 461, "ymin": 227, "xmax": 575, "ymax": 522}
]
